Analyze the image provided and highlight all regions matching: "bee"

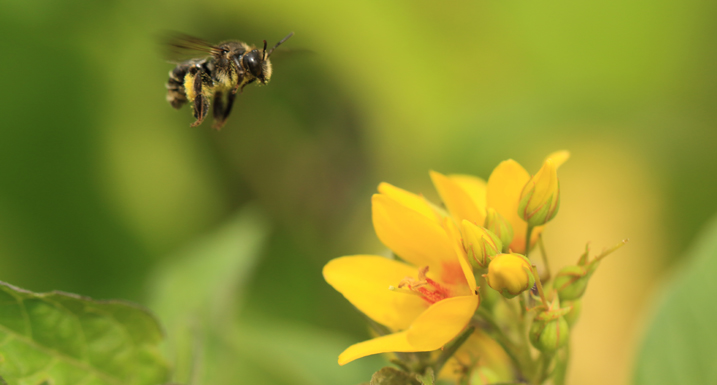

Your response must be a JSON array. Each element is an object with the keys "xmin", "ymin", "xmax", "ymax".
[{"xmin": 165, "ymin": 32, "xmax": 294, "ymax": 129}]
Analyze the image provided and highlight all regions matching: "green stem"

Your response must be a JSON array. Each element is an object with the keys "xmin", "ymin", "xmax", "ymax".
[
  {"xmin": 476, "ymin": 308, "xmax": 516, "ymax": 351},
  {"xmin": 552, "ymin": 344, "xmax": 570, "ymax": 385},
  {"xmin": 537, "ymin": 235, "xmax": 551, "ymax": 283},
  {"xmin": 525, "ymin": 225, "xmax": 534, "ymax": 259},
  {"xmin": 532, "ymin": 353, "xmax": 554, "ymax": 385},
  {"xmin": 432, "ymin": 326, "xmax": 475, "ymax": 375}
]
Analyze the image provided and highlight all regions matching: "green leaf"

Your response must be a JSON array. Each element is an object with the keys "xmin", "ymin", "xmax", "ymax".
[
  {"xmin": 633, "ymin": 216, "xmax": 717, "ymax": 384},
  {"xmin": 0, "ymin": 282, "xmax": 168, "ymax": 385},
  {"xmin": 147, "ymin": 205, "xmax": 270, "ymax": 384}
]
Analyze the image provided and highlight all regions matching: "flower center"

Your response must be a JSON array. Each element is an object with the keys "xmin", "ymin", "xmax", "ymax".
[{"xmin": 397, "ymin": 266, "xmax": 451, "ymax": 304}]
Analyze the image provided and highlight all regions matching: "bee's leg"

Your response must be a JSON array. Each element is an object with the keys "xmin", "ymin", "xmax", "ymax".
[
  {"xmin": 212, "ymin": 91, "xmax": 236, "ymax": 130},
  {"xmin": 211, "ymin": 91, "xmax": 225, "ymax": 130},
  {"xmin": 223, "ymin": 90, "xmax": 237, "ymax": 121},
  {"xmin": 190, "ymin": 72, "xmax": 210, "ymax": 127}
]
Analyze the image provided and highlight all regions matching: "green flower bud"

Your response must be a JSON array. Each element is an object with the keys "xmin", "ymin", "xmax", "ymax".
[
  {"xmin": 484, "ymin": 253, "xmax": 535, "ymax": 299},
  {"xmin": 529, "ymin": 305, "xmax": 571, "ymax": 352},
  {"xmin": 518, "ymin": 159, "xmax": 561, "ymax": 227},
  {"xmin": 461, "ymin": 220, "xmax": 502, "ymax": 268},
  {"xmin": 555, "ymin": 240, "xmax": 628, "ymax": 301},
  {"xmin": 562, "ymin": 300, "xmax": 582, "ymax": 327},
  {"xmin": 553, "ymin": 263, "xmax": 598, "ymax": 301},
  {"xmin": 484, "ymin": 208, "xmax": 514, "ymax": 252}
]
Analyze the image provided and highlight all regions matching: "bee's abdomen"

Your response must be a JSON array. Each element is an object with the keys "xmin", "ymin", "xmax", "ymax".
[{"xmin": 166, "ymin": 65, "xmax": 190, "ymax": 109}]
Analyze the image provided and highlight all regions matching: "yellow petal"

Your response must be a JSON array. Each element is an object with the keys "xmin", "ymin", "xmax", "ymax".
[
  {"xmin": 430, "ymin": 171, "xmax": 486, "ymax": 225},
  {"xmin": 372, "ymin": 194, "xmax": 461, "ymax": 281},
  {"xmin": 486, "ymin": 160, "xmax": 532, "ymax": 253},
  {"xmin": 406, "ymin": 295, "xmax": 480, "ymax": 350},
  {"xmin": 545, "ymin": 150, "xmax": 570, "ymax": 168},
  {"xmin": 338, "ymin": 331, "xmax": 413, "ymax": 365},
  {"xmin": 323, "ymin": 255, "xmax": 428, "ymax": 331},
  {"xmin": 378, "ymin": 182, "xmax": 436, "ymax": 220},
  {"xmin": 337, "ymin": 295, "xmax": 479, "ymax": 365},
  {"xmin": 448, "ymin": 174, "xmax": 487, "ymax": 214}
]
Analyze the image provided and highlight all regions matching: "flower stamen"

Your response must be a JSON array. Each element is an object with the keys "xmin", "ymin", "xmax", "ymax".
[{"xmin": 397, "ymin": 266, "xmax": 451, "ymax": 304}]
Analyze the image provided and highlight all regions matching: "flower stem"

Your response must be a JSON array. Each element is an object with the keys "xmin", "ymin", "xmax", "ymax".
[
  {"xmin": 525, "ymin": 225, "xmax": 534, "ymax": 259},
  {"xmin": 432, "ymin": 326, "xmax": 475, "ymax": 375},
  {"xmin": 532, "ymin": 353, "xmax": 554, "ymax": 385},
  {"xmin": 553, "ymin": 344, "xmax": 570, "ymax": 385},
  {"xmin": 537, "ymin": 235, "xmax": 551, "ymax": 283}
]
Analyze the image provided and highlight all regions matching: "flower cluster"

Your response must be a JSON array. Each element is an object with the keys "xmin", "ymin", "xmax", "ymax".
[{"xmin": 323, "ymin": 151, "xmax": 626, "ymax": 384}]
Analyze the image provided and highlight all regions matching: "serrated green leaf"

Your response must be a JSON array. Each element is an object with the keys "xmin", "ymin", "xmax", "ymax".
[
  {"xmin": 0, "ymin": 282, "xmax": 168, "ymax": 385},
  {"xmin": 633, "ymin": 216, "xmax": 717, "ymax": 384}
]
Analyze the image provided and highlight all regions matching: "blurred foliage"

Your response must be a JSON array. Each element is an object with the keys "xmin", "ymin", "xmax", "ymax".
[
  {"xmin": 633, "ymin": 215, "xmax": 717, "ymax": 384},
  {"xmin": 147, "ymin": 205, "xmax": 382, "ymax": 384},
  {"xmin": 0, "ymin": 0, "xmax": 716, "ymax": 384}
]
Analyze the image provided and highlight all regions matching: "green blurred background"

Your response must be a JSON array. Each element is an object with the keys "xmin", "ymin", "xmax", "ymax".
[{"xmin": 1, "ymin": 0, "xmax": 716, "ymax": 384}]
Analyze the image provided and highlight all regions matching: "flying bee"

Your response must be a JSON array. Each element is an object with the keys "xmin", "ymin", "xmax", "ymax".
[{"xmin": 165, "ymin": 32, "xmax": 294, "ymax": 129}]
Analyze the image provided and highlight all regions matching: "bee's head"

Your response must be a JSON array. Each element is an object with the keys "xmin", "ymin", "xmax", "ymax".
[
  {"xmin": 242, "ymin": 49, "xmax": 271, "ymax": 84},
  {"xmin": 238, "ymin": 32, "xmax": 294, "ymax": 85}
]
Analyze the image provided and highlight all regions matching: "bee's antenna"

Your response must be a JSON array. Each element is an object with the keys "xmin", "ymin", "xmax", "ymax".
[
  {"xmin": 266, "ymin": 32, "xmax": 294, "ymax": 58},
  {"xmin": 262, "ymin": 40, "xmax": 268, "ymax": 61}
]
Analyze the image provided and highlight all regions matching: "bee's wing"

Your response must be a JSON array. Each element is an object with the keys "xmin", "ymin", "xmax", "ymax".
[{"xmin": 162, "ymin": 32, "xmax": 221, "ymax": 61}]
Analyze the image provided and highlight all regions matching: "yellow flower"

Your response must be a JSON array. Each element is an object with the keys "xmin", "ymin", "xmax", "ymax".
[
  {"xmin": 430, "ymin": 151, "xmax": 569, "ymax": 253},
  {"xmin": 323, "ymin": 184, "xmax": 479, "ymax": 365},
  {"xmin": 484, "ymin": 253, "xmax": 535, "ymax": 298}
]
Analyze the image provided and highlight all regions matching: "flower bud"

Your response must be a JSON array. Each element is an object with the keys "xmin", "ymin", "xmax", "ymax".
[
  {"xmin": 484, "ymin": 253, "xmax": 535, "ymax": 299},
  {"xmin": 518, "ymin": 159, "xmax": 560, "ymax": 227},
  {"xmin": 529, "ymin": 305, "xmax": 571, "ymax": 352},
  {"xmin": 484, "ymin": 208, "xmax": 514, "ymax": 252},
  {"xmin": 562, "ymin": 300, "xmax": 582, "ymax": 327},
  {"xmin": 554, "ymin": 240, "xmax": 627, "ymax": 301},
  {"xmin": 553, "ymin": 264, "xmax": 597, "ymax": 301},
  {"xmin": 461, "ymin": 220, "xmax": 502, "ymax": 268}
]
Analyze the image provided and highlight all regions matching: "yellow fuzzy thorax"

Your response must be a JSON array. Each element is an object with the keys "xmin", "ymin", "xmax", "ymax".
[{"xmin": 214, "ymin": 71, "xmax": 237, "ymax": 92}]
